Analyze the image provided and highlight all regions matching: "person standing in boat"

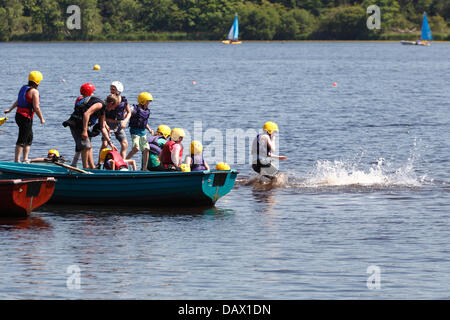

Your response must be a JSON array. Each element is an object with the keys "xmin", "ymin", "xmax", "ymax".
[
  {"xmin": 159, "ymin": 128, "xmax": 186, "ymax": 171},
  {"xmin": 4, "ymin": 71, "xmax": 45, "ymax": 163},
  {"xmin": 251, "ymin": 121, "xmax": 287, "ymax": 179},
  {"xmin": 65, "ymin": 83, "xmax": 117, "ymax": 169},
  {"xmin": 98, "ymin": 81, "xmax": 131, "ymax": 162},
  {"xmin": 146, "ymin": 124, "xmax": 171, "ymax": 171},
  {"xmin": 125, "ymin": 92, "xmax": 153, "ymax": 170},
  {"xmin": 185, "ymin": 140, "xmax": 210, "ymax": 171}
]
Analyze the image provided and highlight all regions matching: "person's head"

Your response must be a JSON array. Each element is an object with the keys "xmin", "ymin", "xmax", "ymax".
[
  {"xmin": 156, "ymin": 124, "xmax": 171, "ymax": 139},
  {"xmin": 28, "ymin": 71, "xmax": 43, "ymax": 88},
  {"xmin": 100, "ymin": 148, "xmax": 112, "ymax": 163},
  {"xmin": 190, "ymin": 141, "xmax": 203, "ymax": 155},
  {"xmin": 263, "ymin": 121, "xmax": 279, "ymax": 136},
  {"xmin": 137, "ymin": 92, "xmax": 153, "ymax": 108},
  {"xmin": 47, "ymin": 149, "xmax": 60, "ymax": 160},
  {"xmin": 105, "ymin": 94, "xmax": 119, "ymax": 110},
  {"xmin": 110, "ymin": 81, "xmax": 124, "ymax": 95},
  {"xmin": 170, "ymin": 128, "xmax": 185, "ymax": 143},
  {"xmin": 216, "ymin": 162, "xmax": 230, "ymax": 171},
  {"xmin": 80, "ymin": 83, "xmax": 96, "ymax": 97}
]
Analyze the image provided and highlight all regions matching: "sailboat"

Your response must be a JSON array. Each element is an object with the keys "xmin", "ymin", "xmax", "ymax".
[
  {"xmin": 222, "ymin": 14, "xmax": 242, "ymax": 44},
  {"xmin": 401, "ymin": 12, "xmax": 432, "ymax": 46}
]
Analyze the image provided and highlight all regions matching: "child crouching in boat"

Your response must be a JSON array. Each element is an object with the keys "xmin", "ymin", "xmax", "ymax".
[
  {"xmin": 158, "ymin": 128, "xmax": 185, "ymax": 171},
  {"xmin": 146, "ymin": 124, "xmax": 171, "ymax": 171},
  {"xmin": 99, "ymin": 148, "xmax": 136, "ymax": 171}
]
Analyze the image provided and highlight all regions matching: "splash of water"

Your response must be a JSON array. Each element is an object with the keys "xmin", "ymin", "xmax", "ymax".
[{"xmin": 301, "ymin": 157, "xmax": 424, "ymax": 188}]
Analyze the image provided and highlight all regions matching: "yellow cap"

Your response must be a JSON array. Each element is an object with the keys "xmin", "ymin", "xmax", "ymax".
[
  {"xmin": 170, "ymin": 128, "xmax": 186, "ymax": 142},
  {"xmin": 93, "ymin": 64, "xmax": 101, "ymax": 70},
  {"xmin": 263, "ymin": 121, "xmax": 279, "ymax": 134},
  {"xmin": 216, "ymin": 162, "xmax": 230, "ymax": 170},
  {"xmin": 180, "ymin": 164, "xmax": 191, "ymax": 172},
  {"xmin": 100, "ymin": 148, "xmax": 112, "ymax": 162},
  {"xmin": 190, "ymin": 141, "xmax": 203, "ymax": 155},
  {"xmin": 47, "ymin": 149, "xmax": 60, "ymax": 158},
  {"xmin": 156, "ymin": 125, "xmax": 171, "ymax": 139},
  {"xmin": 29, "ymin": 71, "xmax": 43, "ymax": 85},
  {"xmin": 138, "ymin": 92, "xmax": 153, "ymax": 105}
]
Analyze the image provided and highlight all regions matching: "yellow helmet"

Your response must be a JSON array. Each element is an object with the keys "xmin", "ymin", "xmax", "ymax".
[
  {"xmin": 156, "ymin": 124, "xmax": 171, "ymax": 139},
  {"xmin": 170, "ymin": 128, "xmax": 186, "ymax": 142},
  {"xmin": 216, "ymin": 162, "xmax": 230, "ymax": 170},
  {"xmin": 190, "ymin": 140, "xmax": 203, "ymax": 155},
  {"xmin": 180, "ymin": 164, "xmax": 191, "ymax": 172},
  {"xmin": 263, "ymin": 121, "xmax": 279, "ymax": 134},
  {"xmin": 138, "ymin": 92, "xmax": 153, "ymax": 105},
  {"xmin": 100, "ymin": 148, "xmax": 112, "ymax": 162},
  {"xmin": 29, "ymin": 71, "xmax": 43, "ymax": 85},
  {"xmin": 47, "ymin": 149, "xmax": 60, "ymax": 158}
]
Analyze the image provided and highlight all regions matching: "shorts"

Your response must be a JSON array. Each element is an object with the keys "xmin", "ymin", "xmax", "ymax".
[
  {"xmin": 132, "ymin": 134, "xmax": 149, "ymax": 151},
  {"xmin": 15, "ymin": 113, "xmax": 33, "ymax": 147},
  {"xmin": 252, "ymin": 162, "xmax": 279, "ymax": 178},
  {"xmin": 102, "ymin": 122, "xmax": 127, "ymax": 143},
  {"xmin": 70, "ymin": 126, "xmax": 92, "ymax": 152}
]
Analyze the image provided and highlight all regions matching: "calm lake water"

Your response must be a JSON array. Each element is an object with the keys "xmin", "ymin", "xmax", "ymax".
[{"xmin": 0, "ymin": 41, "xmax": 449, "ymax": 299}]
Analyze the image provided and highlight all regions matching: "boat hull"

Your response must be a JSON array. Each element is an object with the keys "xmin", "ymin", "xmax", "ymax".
[
  {"xmin": 0, "ymin": 178, "xmax": 56, "ymax": 217},
  {"xmin": 0, "ymin": 162, "xmax": 238, "ymax": 207}
]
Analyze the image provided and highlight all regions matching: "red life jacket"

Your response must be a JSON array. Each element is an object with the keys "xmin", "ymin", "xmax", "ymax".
[
  {"xmin": 160, "ymin": 141, "xmax": 183, "ymax": 165},
  {"xmin": 104, "ymin": 150, "xmax": 128, "ymax": 170}
]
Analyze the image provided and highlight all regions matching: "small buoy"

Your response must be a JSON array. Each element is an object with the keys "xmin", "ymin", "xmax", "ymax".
[
  {"xmin": 61, "ymin": 79, "xmax": 66, "ymax": 83},
  {"xmin": 192, "ymin": 81, "xmax": 196, "ymax": 85},
  {"xmin": 93, "ymin": 64, "xmax": 101, "ymax": 70},
  {"xmin": 333, "ymin": 82, "xmax": 338, "ymax": 87}
]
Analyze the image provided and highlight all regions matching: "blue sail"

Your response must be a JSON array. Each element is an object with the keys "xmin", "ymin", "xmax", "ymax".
[
  {"xmin": 421, "ymin": 12, "xmax": 432, "ymax": 41},
  {"xmin": 227, "ymin": 14, "xmax": 239, "ymax": 41}
]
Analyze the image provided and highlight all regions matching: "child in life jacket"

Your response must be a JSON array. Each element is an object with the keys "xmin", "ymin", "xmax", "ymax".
[
  {"xmin": 100, "ymin": 148, "xmax": 136, "ymax": 171},
  {"xmin": 30, "ymin": 149, "xmax": 66, "ymax": 163},
  {"xmin": 184, "ymin": 141, "xmax": 210, "ymax": 171},
  {"xmin": 146, "ymin": 124, "xmax": 171, "ymax": 171}
]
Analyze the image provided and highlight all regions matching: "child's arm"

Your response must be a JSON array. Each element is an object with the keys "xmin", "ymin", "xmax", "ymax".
[
  {"xmin": 146, "ymin": 124, "xmax": 154, "ymax": 135},
  {"xmin": 4, "ymin": 101, "xmax": 18, "ymax": 114}
]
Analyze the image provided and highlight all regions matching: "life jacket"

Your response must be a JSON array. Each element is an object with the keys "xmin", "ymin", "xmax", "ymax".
[
  {"xmin": 148, "ymin": 135, "xmax": 165, "ymax": 155},
  {"xmin": 190, "ymin": 154, "xmax": 207, "ymax": 171},
  {"xmin": 17, "ymin": 85, "xmax": 37, "ymax": 119},
  {"xmin": 256, "ymin": 133, "xmax": 271, "ymax": 167},
  {"xmin": 70, "ymin": 96, "xmax": 104, "ymax": 129},
  {"xmin": 129, "ymin": 104, "xmax": 150, "ymax": 129},
  {"xmin": 160, "ymin": 140, "xmax": 183, "ymax": 166},
  {"xmin": 104, "ymin": 150, "xmax": 128, "ymax": 170},
  {"xmin": 105, "ymin": 96, "xmax": 127, "ymax": 121}
]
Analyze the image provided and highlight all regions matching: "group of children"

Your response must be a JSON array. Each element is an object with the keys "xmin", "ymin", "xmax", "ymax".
[{"xmin": 62, "ymin": 81, "xmax": 212, "ymax": 172}]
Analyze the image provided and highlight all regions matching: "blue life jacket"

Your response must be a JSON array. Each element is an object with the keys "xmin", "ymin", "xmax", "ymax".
[
  {"xmin": 17, "ymin": 85, "xmax": 36, "ymax": 118},
  {"xmin": 129, "ymin": 104, "xmax": 150, "ymax": 129}
]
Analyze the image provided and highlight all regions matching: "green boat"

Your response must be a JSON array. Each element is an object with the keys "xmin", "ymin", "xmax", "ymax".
[{"xmin": 0, "ymin": 161, "xmax": 238, "ymax": 207}]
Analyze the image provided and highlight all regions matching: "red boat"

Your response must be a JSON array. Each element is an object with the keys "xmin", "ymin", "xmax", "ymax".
[{"xmin": 0, "ymin": 178, "xmax": 56, "ymax": 217}]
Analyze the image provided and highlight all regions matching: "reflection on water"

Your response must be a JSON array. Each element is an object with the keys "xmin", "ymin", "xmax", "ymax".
[{"xmin": 0, "ymin": 216, "xmax": 52, "ymax": 231}]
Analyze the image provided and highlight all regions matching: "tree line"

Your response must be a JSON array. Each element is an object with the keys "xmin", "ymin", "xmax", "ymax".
[{"xmin": 0, "ymin": 0, "xmax": 448, "ymax": 41}]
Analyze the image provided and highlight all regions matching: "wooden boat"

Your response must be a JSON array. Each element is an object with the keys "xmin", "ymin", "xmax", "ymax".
[
  {"xmin": 0, "ymin": 177, "xmax": 56, "ymax": 217},
  {"xmin": 0, "ymin": 161, "xmax": 238, "ymax": 207},
  {"xmin": 401, "ymin": 12, "xmax": 432, "ymax": 46},
  {"xmin": 222, "ymin": 14, "xmax": 242, "ymax": 44}
]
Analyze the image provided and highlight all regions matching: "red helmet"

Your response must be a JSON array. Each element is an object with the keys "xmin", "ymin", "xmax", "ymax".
[{"xmin": 80, "ymin": 83, "xmax": 96, "ymax": 96}]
